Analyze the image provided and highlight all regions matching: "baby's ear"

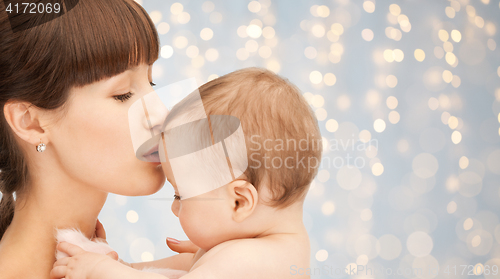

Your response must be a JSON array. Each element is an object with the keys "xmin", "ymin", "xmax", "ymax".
[{"xmin": 226, "ymin": 180, "xmax": 258, "ymax": 223}]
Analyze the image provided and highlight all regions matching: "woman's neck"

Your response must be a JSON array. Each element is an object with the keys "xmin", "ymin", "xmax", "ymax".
[{"xmin": 0, "ymin": 177, "xmax": 107, "ymax": 278}]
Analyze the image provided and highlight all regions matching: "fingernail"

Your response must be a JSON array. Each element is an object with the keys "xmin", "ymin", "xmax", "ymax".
[{"xmin": 167, "ymin": 237, "xmax": 180, "ymax": 244}]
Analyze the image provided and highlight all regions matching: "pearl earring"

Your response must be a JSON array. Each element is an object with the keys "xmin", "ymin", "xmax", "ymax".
[{"xmin": 36, "ymin": 139, "xmax": 46, "ymax": 152}]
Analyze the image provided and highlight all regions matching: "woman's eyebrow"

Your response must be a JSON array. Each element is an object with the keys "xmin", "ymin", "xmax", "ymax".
[{"xmin": 104, "ymin": 74, "xmax": 131, "ymax": 92}]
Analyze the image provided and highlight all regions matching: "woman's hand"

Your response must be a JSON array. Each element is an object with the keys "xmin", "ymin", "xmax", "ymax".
[
  {"xmin": 50, "ymin": 242, "xmax": 119, "ymax": 279},
  {"xmin": 166, "ymin": 237, "xmax": 199, "ymax": 254}
]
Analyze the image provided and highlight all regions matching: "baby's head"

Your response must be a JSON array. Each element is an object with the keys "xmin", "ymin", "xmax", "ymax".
[{"xmin": 161, "ymin": 68, "xmax": 322, "ymax": 250}]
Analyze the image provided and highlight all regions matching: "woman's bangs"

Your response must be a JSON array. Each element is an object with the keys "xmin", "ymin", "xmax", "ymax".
[{"xmin": 61, "ymin": 0, "xmax": 159, "ymax": 86}]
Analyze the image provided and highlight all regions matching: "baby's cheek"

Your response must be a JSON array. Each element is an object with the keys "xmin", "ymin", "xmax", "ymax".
[
  {"xmin": 178, "ymin": 211, "xmax": 197, "ymax": 235},
  {"xmin": 171, "ymin": 200, "xmax": 180, "ymax": 216},
  {"xmin": 178, "ymin": 212, "xmax": 210, "ymax": 247}
]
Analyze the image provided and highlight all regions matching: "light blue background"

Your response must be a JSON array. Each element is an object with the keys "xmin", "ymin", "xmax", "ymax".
[{"xmin": 98, "ymin": 1, "xmax": 500, "ymax": 278}]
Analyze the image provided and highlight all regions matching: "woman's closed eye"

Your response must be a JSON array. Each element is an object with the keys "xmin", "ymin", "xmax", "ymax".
[
  {"xmin": 113, "ymin": 82, "xmax": 154, "ymax": 102},
  {"xmin": 113, "ymin": 92, "xmax": 134, "ymax": 102},
  {"xmin": 173, "ymin": 194, "xmax": 181, "ymax": 200}
]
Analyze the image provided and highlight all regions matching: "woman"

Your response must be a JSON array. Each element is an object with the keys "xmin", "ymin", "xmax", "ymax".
[{"xmin": 0, "ymin": 0, "xmax": 171, "ymax": 277}]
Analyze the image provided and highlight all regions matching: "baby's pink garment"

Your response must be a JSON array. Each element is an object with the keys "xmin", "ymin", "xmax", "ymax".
[{"xmin": 56, "ymin": 229, "xmax": 188, "ymax": 279}]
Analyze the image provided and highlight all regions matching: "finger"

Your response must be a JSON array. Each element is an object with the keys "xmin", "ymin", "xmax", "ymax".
[
  {"xmin": 50, "ymin": 266, "xmax": 67, "ymax": 279},
  {"xmin": 53, "ymin": 257, "xmax": 70, "ymax": 267},
  {"xmin": 57, "ymin": 241, "xmax": 85, "ymax": 257},
  {"xmin": 95, "ymin": 218, "xmax": 106, "ymax": 239},
  {"xmin": 166, "ymin": 238, "xmax": 199, "ymax": 253},
  {"xmin": 106, "ymin": 251, "xmax": 119, "ymax": 261}
]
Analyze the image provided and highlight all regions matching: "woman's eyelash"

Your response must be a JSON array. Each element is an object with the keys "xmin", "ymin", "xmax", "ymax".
[
  {"xmin": 113, "ymin": 82, "xmax": 154, "ymax": 102},
  {"xmin": 173, "ymin": 194, "xmax": 181, "ymax": 200},
  {"xmin": 113, "ymin": 92, "xmax": 134, "ymax": 102}
]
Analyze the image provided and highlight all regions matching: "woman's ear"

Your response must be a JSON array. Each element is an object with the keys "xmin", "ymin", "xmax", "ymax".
[
  {"xmin": 226, "ymin": 180, "xmax": 258, "ymax": 223},
  {"xmin": 3, "ymin": 101, "xmax": 46, "ymax": 146}
]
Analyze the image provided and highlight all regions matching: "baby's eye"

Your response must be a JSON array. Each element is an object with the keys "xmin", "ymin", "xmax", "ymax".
[
  {"xmin": 173, "ymin": 194, "xmax": 181, "ymax": 200},
  {"xmin": 113, "ymin": 92, "xmax": 134, "ymax": 102},
  {"xmin": 150, "ymin": 82, "xmax": 156, "ymax": 86}
]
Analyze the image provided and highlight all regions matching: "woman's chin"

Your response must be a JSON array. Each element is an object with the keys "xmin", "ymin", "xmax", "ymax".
[
  {"xmin": 143, "ymin": 178, "xmax": 166, "ymax": 195},
  {"xmin": 118, "ymin": 175, "xmax": 166, "ymax": 196}
]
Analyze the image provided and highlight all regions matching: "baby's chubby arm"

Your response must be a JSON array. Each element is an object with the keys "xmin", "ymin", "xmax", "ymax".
[
  {"xmin": 129, "ymin": 252, "xmax": 194, "ymax": 271},
  {"xmin": 50, "ymin": 239, "xmax": 285, "ymax": 279},
  {"xmin": 50, "ymin": 242, "xmax": 169, "ymax": 279},
  {"xmin": 92, "ymin": 221, "xmax": 198, "ymax": 271},
  {"xmin": 130, "ymin": 239, "xmax": 198, "ymax": 271}
]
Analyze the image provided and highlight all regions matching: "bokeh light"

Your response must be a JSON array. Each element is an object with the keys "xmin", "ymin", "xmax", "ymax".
[{"xmin": 84, "ymin": 2, "xmax": 500, "ymax": 274}]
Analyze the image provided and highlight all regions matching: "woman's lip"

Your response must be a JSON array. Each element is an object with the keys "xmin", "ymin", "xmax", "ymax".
[
  {"xmin": 143, "ymin": 152, "xmax": 161, "ymax": 164},
  {"xmin": 143, "ymin": 144, "xmax": 159, "ymax": 156},
  {"xmin": 142, "ymin": 144, "xmax": 161, "ymax": 163}
]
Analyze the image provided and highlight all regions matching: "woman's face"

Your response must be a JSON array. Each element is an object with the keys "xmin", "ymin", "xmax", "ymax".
[{"xmin": 46, "ymin": 64, "xmax": 166, "ymax": 196}]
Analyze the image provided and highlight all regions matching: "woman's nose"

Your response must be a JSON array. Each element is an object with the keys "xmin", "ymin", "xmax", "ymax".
[
  {"xmin": 147, "ymin": 104, "xmax": 168, "ymax": 133},
  {"xmin": 141, "ymin": 91, "xmax": 169, "ymax": 135},
  {"xmin": 150, "ymin": 124, "xmax": 163, "ymax": 136}
]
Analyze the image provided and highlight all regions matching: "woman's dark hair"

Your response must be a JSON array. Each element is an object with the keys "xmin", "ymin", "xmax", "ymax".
[{"xmin": 0, "ymin": 0, "xmax": 159, "ymax": 239}]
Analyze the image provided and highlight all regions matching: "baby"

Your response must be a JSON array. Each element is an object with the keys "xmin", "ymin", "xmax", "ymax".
[{"xmin": 51, "ymin": 68, "xmax": 322, "ymax": 279}]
